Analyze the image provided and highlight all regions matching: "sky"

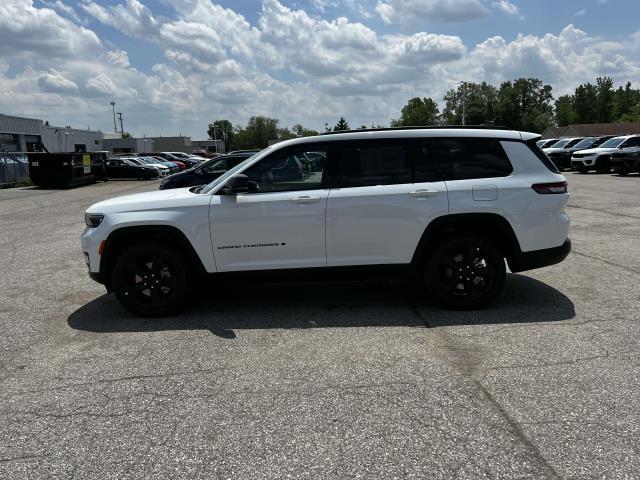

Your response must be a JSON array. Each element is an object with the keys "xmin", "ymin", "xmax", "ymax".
[{"xmin": 1, "ymin": 0, "xmax": 639, "ymax": 138}]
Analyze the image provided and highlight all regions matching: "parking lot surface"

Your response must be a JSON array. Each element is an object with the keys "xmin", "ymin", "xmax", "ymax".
[{"xmin": 0, "ymin": 173, "xmax": 639, "ymax": 479}]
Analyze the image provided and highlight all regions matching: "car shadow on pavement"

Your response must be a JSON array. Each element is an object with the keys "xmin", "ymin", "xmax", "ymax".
[{"xmin": 68, "ymin": 273, "xmax": 575, "ymax": 337}]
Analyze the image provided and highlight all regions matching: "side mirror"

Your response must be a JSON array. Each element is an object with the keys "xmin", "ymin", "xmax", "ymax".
[{"xmin": 222, "ymin": 174, "xmax": 250, "ymax": 194}]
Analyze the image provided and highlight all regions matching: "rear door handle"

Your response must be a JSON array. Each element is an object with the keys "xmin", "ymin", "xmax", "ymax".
[
  {"xmin": 408, "ymin": 189, "xmax": 440, "ymax": 198},
  {"xmin": 291, "ymin": 196, "xmax": 320, "ymax": 203}
]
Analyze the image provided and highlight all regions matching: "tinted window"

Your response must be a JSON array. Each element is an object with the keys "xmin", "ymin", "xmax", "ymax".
[
  {"xmin": 622, "ymin": 137, "xmax": 640, "ymax": 148},
  {"xmin": 330, "ymin": 140, "xmax": 412, "ymax": 187},
  {"xmin": 201, "ymin": 158, "xmax": 228, "ymax": 174},
  {"xmin": 415, "ymin": 141, "xmax": 441, "ymax": 182},
  {"xmin": 243, "ymin": 145, "xmax": 327, "ymax": 192},
  {"xmin": 436, "ymin": 138, "xmax": 513, "ymax": 180}
]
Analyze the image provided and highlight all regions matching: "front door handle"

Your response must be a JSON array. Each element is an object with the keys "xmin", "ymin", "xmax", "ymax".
[
  {"xmin": 408, "ymin": 189, "xmax": 440, "ymax": 198},
  {"xmin": 291, "ymin": 196, "xmax": 320, "ymax": 203}
]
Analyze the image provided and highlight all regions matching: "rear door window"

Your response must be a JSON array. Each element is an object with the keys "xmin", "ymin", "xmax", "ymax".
[
  {"xmin": 435, "ymin": 138, "xmax": 513, "ymax": 180},
  {"xmin": 328, "ymin": 140, "xmax": 413, "ymax": 187}
]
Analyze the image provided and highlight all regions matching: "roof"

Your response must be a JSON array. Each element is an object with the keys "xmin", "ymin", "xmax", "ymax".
[{"xmin": 542, "ymin": 123, "xmax": 640, "ymax": 139}]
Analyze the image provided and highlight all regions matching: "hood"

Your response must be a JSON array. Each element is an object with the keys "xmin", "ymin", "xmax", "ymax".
[
  {"xmin": 573, "ymin": 147, "xmax": 619, "ymax": 155},
  {"xmin": 543, "ymin": 147, "xmax": 569, "ymax": 154},
  {"xmin": 86, "ymin": 187, "xmax": 205, "ymax": 214}
]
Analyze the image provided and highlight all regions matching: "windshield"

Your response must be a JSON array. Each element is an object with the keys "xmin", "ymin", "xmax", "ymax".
[
  {"xmin": 600, "ymin": 137, "xmax": 626, "ymax": 148},
  {"xmin": 548, "ymin": 139, "xmax": 570, "ymax": 148},
  {"xmin": 573, "ymin": 138, "xmax": 596, "ymax": 149},
  {"xmin": 564, "ymin": 138, "xmax": 583, "ymax": 148},
  {"xmin": 201, "ymin": 151, "xmax": 265, "ymax": 194}
]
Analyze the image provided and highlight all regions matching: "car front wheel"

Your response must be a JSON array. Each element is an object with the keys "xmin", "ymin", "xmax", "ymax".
[
  {"xmin": 425, "ymin": 236, "xmax": 506, "ymax": 309},
  {"xmin": 112, "ymin": 242, "xmax": 189, "ymax": 316}
]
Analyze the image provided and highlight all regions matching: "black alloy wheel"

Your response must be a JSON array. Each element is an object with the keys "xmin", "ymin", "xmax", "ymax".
[
  {"xmin": 426, "ymin": 237, "xmax": 506, "ymax": 309},
  {"xmin": 112, "ymin": 243, "xmax": 189, "ymax": 316}
]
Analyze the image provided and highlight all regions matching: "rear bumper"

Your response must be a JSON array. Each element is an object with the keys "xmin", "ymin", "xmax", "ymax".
[{"xmin": 508, "ymin": 238, "xmax": 571, "ymax": 273}]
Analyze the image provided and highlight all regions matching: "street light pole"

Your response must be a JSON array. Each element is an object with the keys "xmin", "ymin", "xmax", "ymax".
[
  {"xmin": 110, "ymin": 102, "xmax": 117, "ymax": 133},
  {"xmin": 117, "ymin": 112, "xmax": 124, "ymax": 135}
]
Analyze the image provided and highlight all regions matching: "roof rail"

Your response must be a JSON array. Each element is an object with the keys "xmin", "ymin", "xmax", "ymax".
[{"xmin": 321, "ymin": 125, "xmax": 511, "ymax": 135}]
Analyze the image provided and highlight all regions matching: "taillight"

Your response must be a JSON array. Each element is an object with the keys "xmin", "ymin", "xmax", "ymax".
[{"xmin": 532, "ymin": 181, "xmax": 568, "ymax": 194}]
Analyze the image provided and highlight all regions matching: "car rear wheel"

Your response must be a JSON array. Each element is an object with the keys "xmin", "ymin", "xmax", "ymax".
[
  {"xmin": 425, "ymin": 236, "xmax": 506, "ymax": 309},
  {"xmin": 112, "ymin": 242, "xmax": 189, "ymax": 317}
]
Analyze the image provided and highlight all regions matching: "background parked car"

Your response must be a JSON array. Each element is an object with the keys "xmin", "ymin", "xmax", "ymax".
[
  {"xmin": 159, "ymin": 153, "xmax": 253, "ymax": 190},
  {"xmin": 136, "ymin": 154, "xmax": 186, "ymax": 171},
  {"xmin": 538, "ymin": 138, "xmax": 560, "ymax": 149},
  {"xmin": 571, "ymin": 135, "xmax": 640, "ymax": 173},
  {"xmin": 155, "ymin": 152, "xmax": 202, "ymax": 168},
  {"xmin": 106, "ymin": 158, "xmax": 158, "ymax": 179},
  {"xmin": 126, "ymin": 157, "xmax": 170, "ymax": 177},
  {"xmin": 611, "ymin": 146, "xmax": 640, "ymax": 175},
  {"xmin": 544, "ymin": 136, "xmax": 616, "ymax": 170},
  {"xmin": 543, "ymin": 138, "xmax": 586, "ymax": 170}
]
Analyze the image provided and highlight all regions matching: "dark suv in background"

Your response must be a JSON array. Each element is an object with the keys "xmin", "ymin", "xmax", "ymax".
[{"xmin": 159, "ymin": 153, "xmax": 254, "ymax": 190}]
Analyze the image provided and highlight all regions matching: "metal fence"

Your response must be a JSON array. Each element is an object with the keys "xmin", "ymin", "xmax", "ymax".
[{"xmin": 0, "ymin": 153, "xmax": 30, "ymax": 186}]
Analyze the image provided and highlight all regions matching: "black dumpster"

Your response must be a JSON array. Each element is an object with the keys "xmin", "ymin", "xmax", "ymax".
[{"xmin": 27, "ymin": 152, "xmax": 108, "ymax": 188}]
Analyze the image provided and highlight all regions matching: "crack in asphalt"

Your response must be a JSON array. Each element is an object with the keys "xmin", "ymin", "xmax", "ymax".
[{"xmin": 572, "ymin": 250, "xmax": 640, "ymax": 277}]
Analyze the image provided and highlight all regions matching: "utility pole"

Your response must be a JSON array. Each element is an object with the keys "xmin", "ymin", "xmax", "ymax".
[
  {"xmin": 117, "ymin": 112, "xmax": 124, "ymax": 135},
  {"xmin": 110, "ymin": 102, "xmax": 117, "ymax": 133}
]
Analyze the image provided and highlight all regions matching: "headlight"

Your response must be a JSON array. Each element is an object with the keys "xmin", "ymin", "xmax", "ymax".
[{"xmin": 85, "ymin": 213, "xmax": 104, "ymax": 228}]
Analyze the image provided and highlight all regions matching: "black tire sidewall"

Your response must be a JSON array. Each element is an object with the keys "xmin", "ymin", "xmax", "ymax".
[
  {"xmin": 112, "ymin": 243, "xmax": 190, "ymax": 317},
  {"xmin": 425, "ymin": 236, "xmax": 506, "ymax": 310}
]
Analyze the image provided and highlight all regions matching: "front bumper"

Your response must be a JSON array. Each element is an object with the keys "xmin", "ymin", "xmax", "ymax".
[{"xmin": 508, "ymin": 238, "xmax": 572, "ymax": 273}]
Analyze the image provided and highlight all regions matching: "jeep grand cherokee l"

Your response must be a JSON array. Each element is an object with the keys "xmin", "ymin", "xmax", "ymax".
[{"xmin": 82, "ymin": 128, "xmax": 571, "ymax": 316}]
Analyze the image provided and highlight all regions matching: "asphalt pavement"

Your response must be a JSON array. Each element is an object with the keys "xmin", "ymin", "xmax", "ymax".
[{"xmin": 0, "ymin": 172, "xmax": 638, "ymax": 479}]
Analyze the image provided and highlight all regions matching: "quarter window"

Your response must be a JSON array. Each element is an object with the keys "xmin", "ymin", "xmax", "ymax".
[{"xmin": 435, "ymin": 138, "xmax": 513, "ymax": 180}]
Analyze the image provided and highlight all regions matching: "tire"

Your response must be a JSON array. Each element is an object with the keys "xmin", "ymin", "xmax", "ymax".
[
  {"xmin": 577, "ymin": 167, "xmax": 588, "ymax": 174},
  {"xmin": 425, "ymin": 236, "xmax": 506, "ymax": 310},
  {"xmin": 617, "ymin": 168, "xmax": 629, "ymax": 177},
  {"xmin": 112, "ymin": 242, "xmax": 190, "ymax": 317}
]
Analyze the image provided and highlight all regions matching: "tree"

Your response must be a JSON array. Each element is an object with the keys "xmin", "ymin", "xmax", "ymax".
[
  {"xmin": 391, "ymin": 97, "xmax": 440, "ymax": 127},
  {"xmin": 121, "ymin": 132, "xmax": 132, "ymax": 139},
  {"xmin": 495, "ymin": 78, "xmax": 553, "ymax": 133},
  {"xmin": 207, "ymin": 119, "xmax": 234, "ymax": 151},
  {"xmin": 277, "ymin": 128, "xmax": 297, "ymax": 141},
  {"xmin": 333, "ymin": 117, "xmax": 350, "ymax": 131},
  {"xmin": 554, "ymin": 95, "xmax": 576, "ymax": 126},
  {"xmin": 595, "ymin": 77, "xmax": 615, "ymax": 123},
  {"xmin": 613, "ymin": 82, "xmax": 640, "ymax": 121},
  {"xmin": 573, "ymin": 83, "xmax": 598, "ymax": 124},
  {"xmin": 230, "ymin": 116, "xmax": 279, "ymax": 150},
  {"xmin": 442, "ymin": 82, "xmax": 497, "ymax": 125},
  {"xmin": 292, "ymin": 124, "xmax": 319, "ymax": 137}
]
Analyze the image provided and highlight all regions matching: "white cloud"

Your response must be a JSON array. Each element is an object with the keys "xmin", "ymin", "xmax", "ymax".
[
  {"xmin": 0, "ymin": 0, "xmax": 100, "ymax": 59},
  {"xmin": 0, "ymin": 1, "xmax": 639, "ymax": 135},
  {"xmin": 39, "ymin": 0, "xmax": 82, "ymax": 23},
  {"xmin": 375, "ymin": 0, "xmax": 490, "ymax": 24},
  {"xmin": 105, "ymin": 50, "xmax": 130, "ymax": 68},
  {"xmin": 37, "ymin": 69, "xmax": 79, "ymax": 93},
  {"xmin": 492, "ymin": 0, "xmax": 520, "ymax": 16},
  {"xmin": 80, "ymin": 0, "xmax": 159, "ymax": 38},
  {"xmin": 575, "ymin": 8, "xmax": 587, "ymax": 16}
]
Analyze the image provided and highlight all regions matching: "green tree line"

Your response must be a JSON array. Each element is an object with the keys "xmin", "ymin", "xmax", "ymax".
[{"xmin": 208, "ymin": 77, "xmax": 640, "ymax": 145}]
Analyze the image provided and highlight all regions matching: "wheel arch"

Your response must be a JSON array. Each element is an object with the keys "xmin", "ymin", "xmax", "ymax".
[
  {"xmin": 411, "ymin": 213, "xmax": 522, "ymax": 268},
  {"xmin": 100, "ymin": 225, "xmax": 207, "ymax": 290}
]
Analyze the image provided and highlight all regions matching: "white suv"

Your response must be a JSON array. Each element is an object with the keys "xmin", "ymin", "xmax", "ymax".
[{"xmin": 82, "ymin": 128, "xmax": 571, "ymax": 316}]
